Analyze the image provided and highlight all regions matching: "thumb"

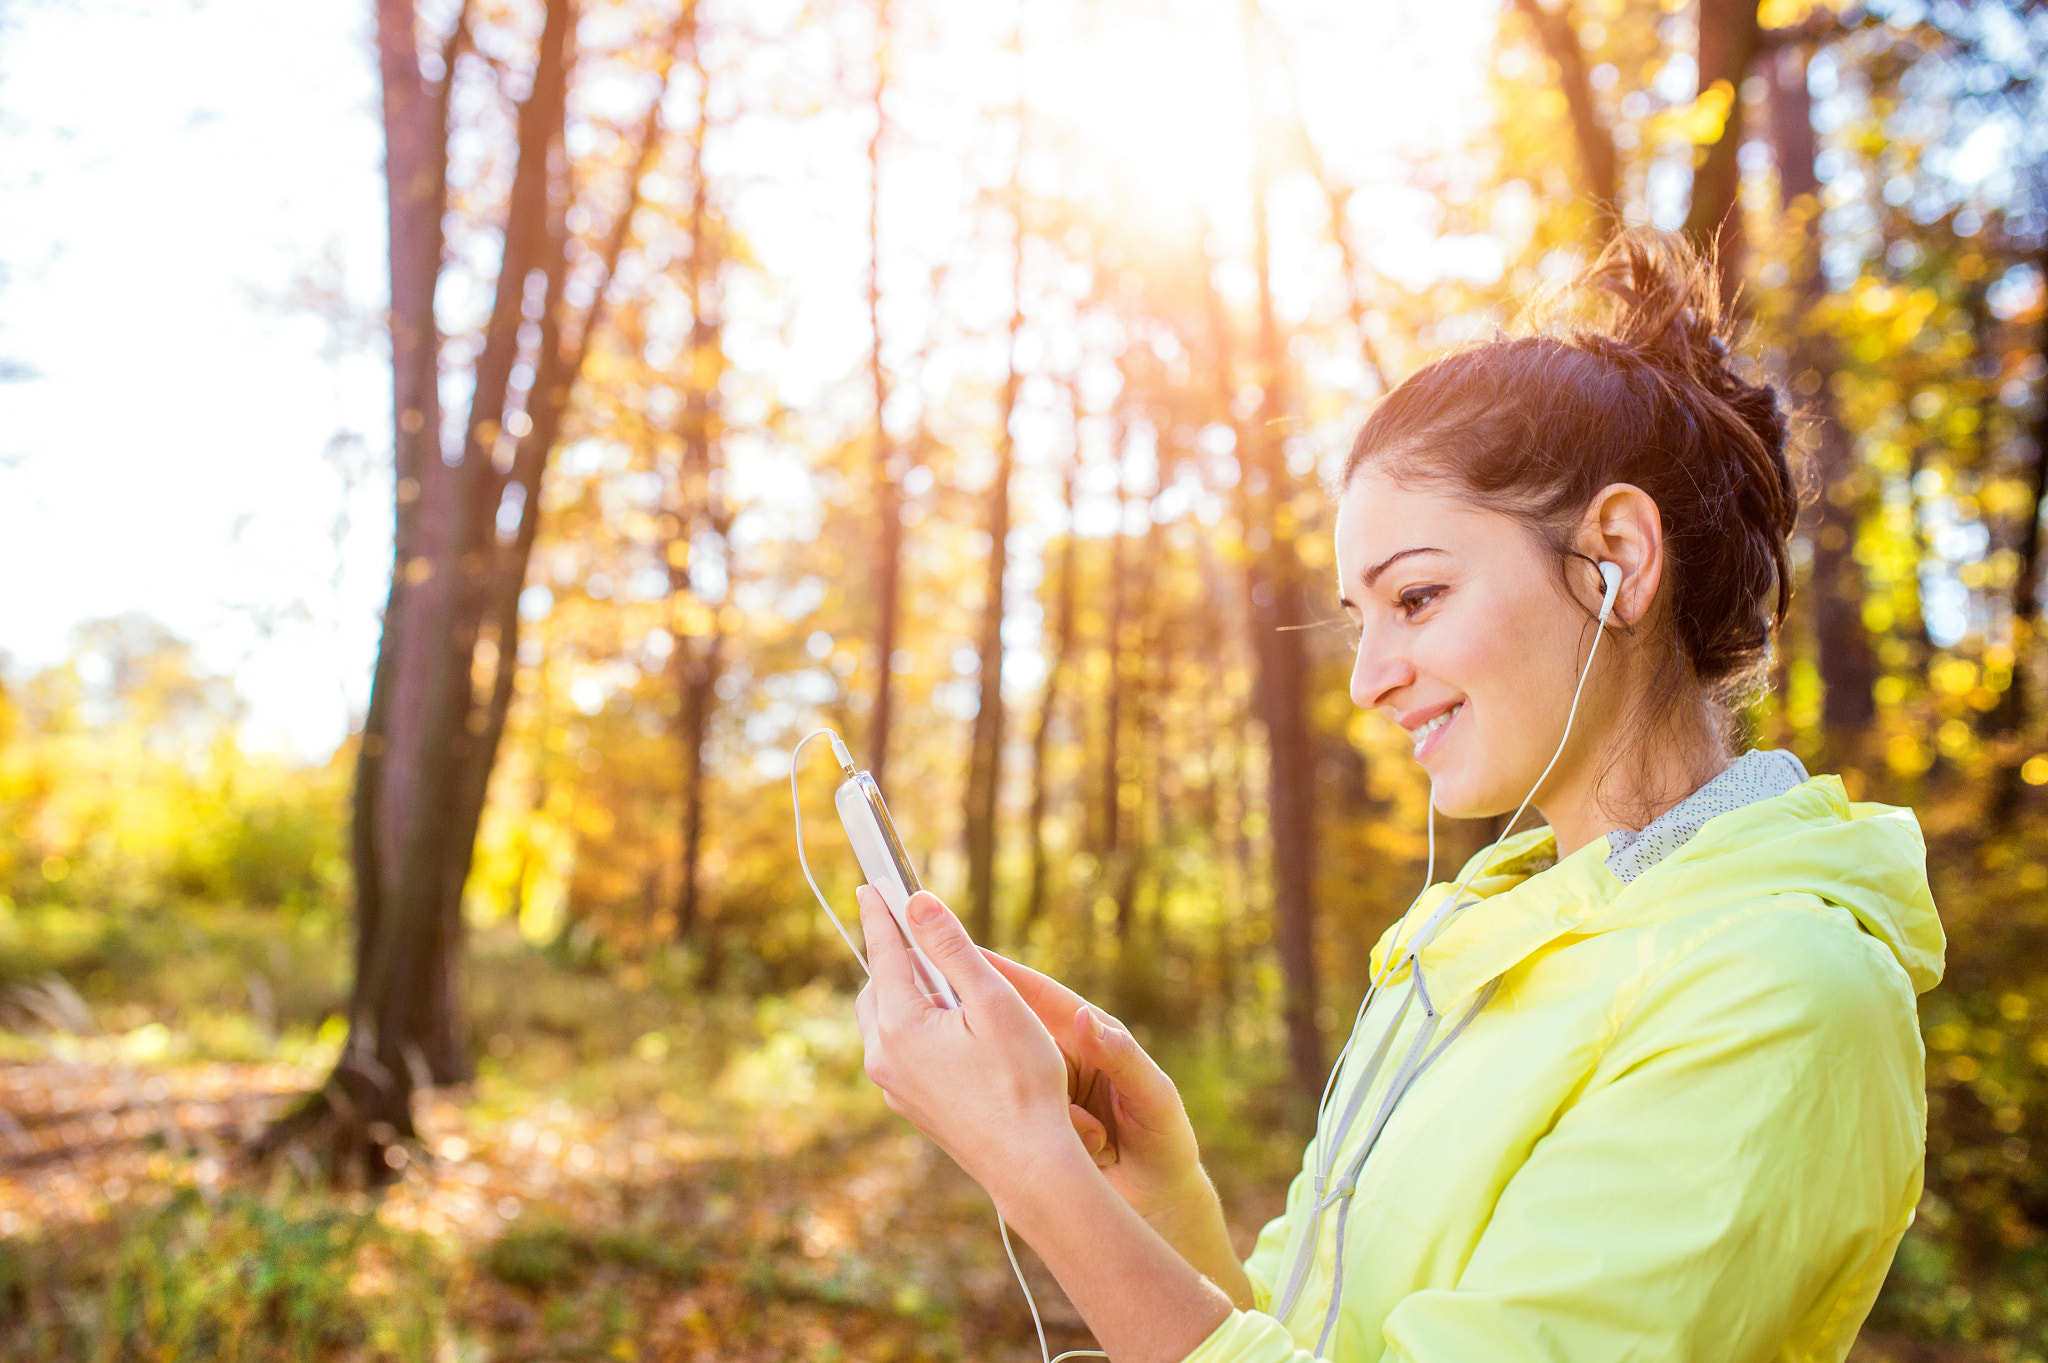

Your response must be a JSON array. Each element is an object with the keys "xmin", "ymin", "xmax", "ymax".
[
  {"xmin": 902, "ymin": 892, "xmax": 1006, "ymax": 1004},
  {"xmin": 1074, "ymin": 1005, "xmax": 1163, "ymax": 1091}
]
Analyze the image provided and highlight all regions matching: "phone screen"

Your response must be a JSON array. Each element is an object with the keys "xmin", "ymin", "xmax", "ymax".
[{"xmin": 852, "ymin": 773, "xmax": 922, "ymax": 894}]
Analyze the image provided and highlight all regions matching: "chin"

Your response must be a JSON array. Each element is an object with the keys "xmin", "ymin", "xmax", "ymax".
[
  {"xmin": 1430, "ymin": 787, "xmax": 1496, "ymax": 822},
  {"xmin": 1421, "ymin": 762, "xmax": 1521, "ymax": 823}
]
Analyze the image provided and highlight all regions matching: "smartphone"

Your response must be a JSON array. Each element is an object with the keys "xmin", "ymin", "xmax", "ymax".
[{"xmin": 834, "ymin": 771, "xmax": 962, "ymax": 1008}]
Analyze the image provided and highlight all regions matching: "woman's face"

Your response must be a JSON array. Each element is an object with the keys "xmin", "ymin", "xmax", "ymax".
[{"xmin": 1335, "ymin": 466, "xmax": 1608, "ymax": 820}]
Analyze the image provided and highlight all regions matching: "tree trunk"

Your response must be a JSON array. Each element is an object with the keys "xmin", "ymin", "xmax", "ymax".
[
  {"xmin": 1114, "ymin": 512, "xmax": 1165, "ymax": 948},
  {"xmin": 265, "ymin": 0, "xmax": 677, "ymax": 1183},
  {"xmin": 1213, "ymin": 33, "xmax": 1323, "ymax": 1090},
  {"xmin": 667, "ymin": 13, "xmax": 728, "ymax": 945},
  {"xmin": 1099, "ymin": 471, "xmax": 1129, "ymax": 866},
  {"xmin": 1686, "ymin": 0, "xmax": 1763, "ymax": 305},
  {"xmin": 1989, "ymin": 242, "xmax": 2048, "ymax": 824},
  {"xmin": 963, "ymin": 80, "xmax": 1027, "ymax": 945},
  {"xmin": 325, "ymin": 0, "xmax": 575, "ymax": 1181},
  {"xmin": 1023, "ymin": 438, "xmax": 1080, "ymax": 938},
  {"xmin": 1244, "ymin": 298, "xmax": 1324, "ymax": 1097},
  {"xmin": 1195, "ymin": 533, "xmax": 1249, "ymax": 1041},
  {"xmin": 1112, "ymin": 511, "xmax": 1170, "ymax": 1021},
  {"xmin": 1767, "ymin": 44, "xmax": 1878, "ymax": 756},
  {"xmin": 865, "ymin": 0, "xmax": 904, "ymax": 787}
]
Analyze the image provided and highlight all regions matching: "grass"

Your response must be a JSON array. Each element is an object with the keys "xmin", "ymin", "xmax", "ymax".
[
  {"xmin": 1, "ymin": 1183, "xmax": 447, "ymax": 1362},
  {"xmin": 2, "ymin": 869, "xmax": 2042, "ymax": 1362},
  {"xmin": 0, "ymin": 905, "xmax": 1133, "ymax": 1360}
]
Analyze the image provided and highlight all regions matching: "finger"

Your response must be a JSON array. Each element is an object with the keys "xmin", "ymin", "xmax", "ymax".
[
  {"xmin": 855, "ymin": 982, "xmax": 894, "ymax": 1088},
  {"xmin": 1073, "ymin": 1004, "xmax": 1167, "ymax": 1098},
  {"xmin": 1070, "ymin": 1103, "xmax": 1116, "ymax": 1167},
  {"xmin": 981, "ymin": 948, "xmax": 1094, "ymax": 1037},
  {"xmin": 856, "ymin": 885, "xmax": 925, "ymax": 1021},
  {"xmin": 900, "ymin": 892, "xmax": 1009, "ymax": 1008}
]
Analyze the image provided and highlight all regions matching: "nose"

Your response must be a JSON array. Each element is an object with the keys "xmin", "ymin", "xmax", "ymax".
[{"xmin": 1349, "ymin": 622, "xmax": 1414, "ymax": 713}]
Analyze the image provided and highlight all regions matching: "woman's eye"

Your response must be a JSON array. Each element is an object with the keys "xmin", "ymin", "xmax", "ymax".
[{"xmin": 1397, "ymin": 587, "xmax": 1443, "ymax": 617}]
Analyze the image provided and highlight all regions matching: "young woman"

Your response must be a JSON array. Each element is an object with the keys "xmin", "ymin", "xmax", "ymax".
[{"xmin": 850, "ymin": 230, "xmax": 1945, "ymax": 1363}]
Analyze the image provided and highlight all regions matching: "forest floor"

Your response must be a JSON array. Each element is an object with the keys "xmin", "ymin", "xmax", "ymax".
[
  {"xmin": 0, "ymin": 914, "xmax": 1307, "ymax": 1361},
  {"xmin": 0, "ymin": 907, "xmax": 2001, "ymax": 1361},
  {"xmin": 1, "ymin": 1051, "xmax": 1112, "ymax": 1360}
]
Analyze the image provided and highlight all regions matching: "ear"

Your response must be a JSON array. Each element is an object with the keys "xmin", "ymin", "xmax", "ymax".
[{"xmin": 1577, "ymin": 483, "xmax": 1663, "ymax": 627}]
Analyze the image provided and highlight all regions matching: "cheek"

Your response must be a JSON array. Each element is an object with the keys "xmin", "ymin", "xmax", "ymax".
[
  {"xmin": 1420, "ymin": 606, "xmax": 1514, "ymax": 703},
  {"xmin": 1444, "ymin": 591, "xmax": 1573, "ymax": 746}
]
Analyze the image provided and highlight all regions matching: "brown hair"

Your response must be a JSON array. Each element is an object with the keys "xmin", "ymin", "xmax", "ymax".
[{"xmin": 1340, "ymin": 229, "xmax": 1804, "ymax": 724}]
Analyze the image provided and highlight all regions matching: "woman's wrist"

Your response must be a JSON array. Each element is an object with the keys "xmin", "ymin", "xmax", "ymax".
[
  {"xmin": 994, "ymin": 1139, "xmax": 1238, "ymax": 1363},
  {"xmin": 997, "ymin": 1145, "xmax": 1255, "ymax": 1314},
  {"xmin": 1145, "ymin": 1167, "xmax": 1254, "ymax": 1309},
  {"xmin": 1139, "ymin": 1164, "xmax": 1222, "ymax": 1234},
  {"xmin": 983, "ymin": 1121, "xmax": 1104, "ymax": 1234}
]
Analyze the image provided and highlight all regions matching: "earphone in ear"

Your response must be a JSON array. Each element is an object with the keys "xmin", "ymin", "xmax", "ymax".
[{"xmin": 1597, "ymin": 561, "xmax": 1623, "ymax": 624}]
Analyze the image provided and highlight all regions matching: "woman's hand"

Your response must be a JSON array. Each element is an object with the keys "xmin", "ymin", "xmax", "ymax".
[
  {"xmin": 850, "ymin": 886, "xmax": 1083, "ymax": 1202},
  {"xmin": 980, "ymin": 951, "xmax": 1206, "ymax": 1225},
  {"xmin": 851, "ymin": 886, "xmax": 1242, "ymax": 1353},
  {"xmin": 980, "ymin": 951, "xmax": 1253, "ymax": 1308}
]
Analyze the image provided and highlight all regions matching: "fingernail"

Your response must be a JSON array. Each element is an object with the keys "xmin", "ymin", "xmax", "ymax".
[
  {"xmin": 909, "ymin": 893, "xmax": 941, "ymax": 925},
  {"xmin": 1090, "ymin": 1012, "xmax": 1107, "ymax": 1042},
  {"xmin": 1082, "ymin": 1128, "xmax": 1102, "ymax": 1152}
]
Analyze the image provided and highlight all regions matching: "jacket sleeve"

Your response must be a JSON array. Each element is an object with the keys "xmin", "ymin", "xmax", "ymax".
[{"xmin": 1379, "ymin": 902, "xmax": 1926, "ymax": 1363}]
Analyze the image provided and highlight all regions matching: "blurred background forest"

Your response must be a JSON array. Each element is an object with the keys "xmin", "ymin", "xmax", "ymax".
[{"xmin": 4, "ymin": 0, "xmax": 2048, "ymax": 1356}]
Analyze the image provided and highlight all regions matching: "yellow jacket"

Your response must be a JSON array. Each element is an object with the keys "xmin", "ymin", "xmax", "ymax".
[{"xmin": 1184, "ymin": 775, "xmax": 1945, "ymax": 1363}]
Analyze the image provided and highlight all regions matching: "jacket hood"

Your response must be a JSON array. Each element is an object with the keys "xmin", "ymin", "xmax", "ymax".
[{"xmin": 1371, "ymin": 776, "xmax": 1946, "ymax": 1007}]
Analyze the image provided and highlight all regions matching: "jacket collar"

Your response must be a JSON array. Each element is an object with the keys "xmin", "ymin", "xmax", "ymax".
[
  {"xmin": 1368, "ymin": 826, "xmax": 1622, "ymax": 1013},
  {"xmin": 1365, "ymin": 752, "xmax": 1834, "ymax": 1013}
]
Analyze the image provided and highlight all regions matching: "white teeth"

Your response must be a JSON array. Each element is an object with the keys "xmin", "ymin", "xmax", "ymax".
[{"xmin": 1412, "ymin": 704, "xmax": 1461, "ymax": 747}]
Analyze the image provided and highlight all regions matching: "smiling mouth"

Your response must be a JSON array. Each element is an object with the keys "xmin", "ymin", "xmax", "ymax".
[{"xmin": 1411, "ymin": 703, "xmax": 1462, "ymax": 751}]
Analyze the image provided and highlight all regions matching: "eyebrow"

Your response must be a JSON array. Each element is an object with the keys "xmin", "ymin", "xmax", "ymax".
[{"xmin": 1361, "ymin": 546, "xmax": 1450, "ymax": 590}]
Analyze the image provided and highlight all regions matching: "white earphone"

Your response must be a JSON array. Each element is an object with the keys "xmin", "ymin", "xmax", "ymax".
[{"xmin": 1597, "ymin": 559, "xmax": 1623, "ymax": 623}]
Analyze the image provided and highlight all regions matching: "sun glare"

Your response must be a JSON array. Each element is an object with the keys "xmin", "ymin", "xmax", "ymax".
[{"xmin": 1032, "ymin": 7, "xmax": 1256, "ymax": 222}]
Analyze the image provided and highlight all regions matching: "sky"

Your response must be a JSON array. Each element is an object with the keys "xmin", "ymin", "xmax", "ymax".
[
  {"xmin": 0, "ymin": 0, "xmax": 1501, "ymax": 762},
  {"xmin": 0, "ymin": 0, "xmax": 393, "ymax": 757}
]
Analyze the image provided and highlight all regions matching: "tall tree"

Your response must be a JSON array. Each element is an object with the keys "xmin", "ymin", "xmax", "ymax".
[
  {"xmin": 1097, "ymin": 428, "xmax": 1132, "ymax": 877},
  {"xmin": 265, "ymin": 0, "xmax": 684, "ymax": 1181},
  {"xmin": 1235, "ymin": 3, "xmax": 1323, "ymax": 1097},
  {"xmin": 1989, "ymin": 240, "xmax": 2048, "ymax": 821},
  {"xmin": 1766, "ymin": 41, "xmax": 1879, "ymax": 754},
  {"xmin": 865, "ymin": 0, "xmax": 906, "ymax": 787},
  {"xmin": 1684, "ymin": 0, "xmax": 1763, "ymax": 302},
  {"xmin": 1022, "ymin": 423, "xmax": 1081, "ymax": 939},
  {"xmin": 1507, "ymin": 0, "xmax": 1621, "ymax": 240},
  {"xmin": 665, "ymin": 12, "xmax": 731, "ymax": 946},
  {"xmin": 963, "ymin": 24, "xmax": 1029, "ymax": 945}
]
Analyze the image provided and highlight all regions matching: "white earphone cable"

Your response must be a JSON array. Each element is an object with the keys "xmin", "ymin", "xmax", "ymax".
[{"xmin": 791, "ymin": 728, "xmax": 871, "ymax": 976}]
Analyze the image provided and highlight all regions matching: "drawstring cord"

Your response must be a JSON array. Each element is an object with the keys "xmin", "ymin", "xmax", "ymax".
[{"xmin": 1310, "ymin": 977, "xmax": 1499, "ymax": 1357}]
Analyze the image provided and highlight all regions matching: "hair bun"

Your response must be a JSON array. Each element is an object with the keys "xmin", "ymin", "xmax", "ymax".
[{"xmin": 1571, "ymin": 230, "xmax": 1798, "ymax": 543}]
